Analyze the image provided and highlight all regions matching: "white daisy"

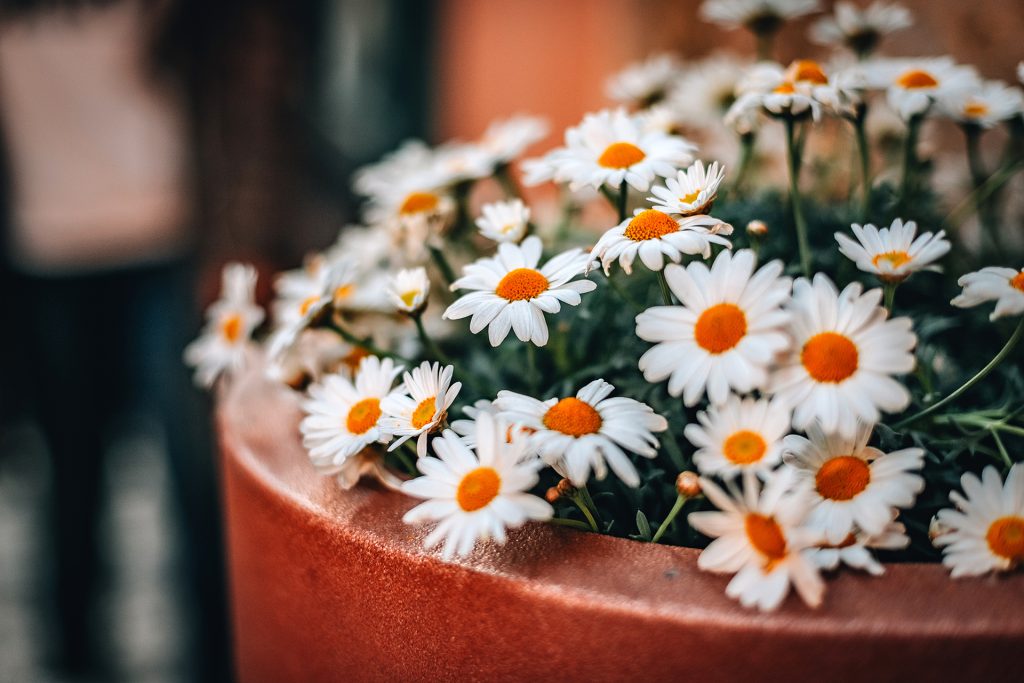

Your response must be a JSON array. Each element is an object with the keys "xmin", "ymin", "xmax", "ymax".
[
  {"xmin": 476, "ymin": 199, "xmax": 530, "ymax": 244},
  {"xmin": 636, "ymin": 249, "xmax": 792, "ymax": 406},
  {"xmin": 522, "ymin": 108, "xmax": 695, "ymax": 193},
  {"xmin": 353, "ymin": 139, "xmax": 435, "ymax": 199},
  {"xmin": 606, "ymin": 53, "xmax": 683, "ymax": 108},
  {"xmin": 401, "ymin": 412, "xmax": 553, "ymax": 560},
  {"xmin": 589, "ymin": 209, "xmax": 733, "ymax": 275},
  {"xmin": 699, "ymin": 0, "xmax": 821, "ymax": 30},
  {"xmin": 688, "ymin": 468, "xmax": 825, "ymax": 612},
  {"xmin": 685, "ymin": 395, "xmax": 792, "ymax": 478},
  {"xmin": 768, "ymin": 274, "xmax": 916, "ymax": 438},
  {"xmin": 939, "ymin": 79, "xmax": 1024, "ymax": 129},
  {"xmin": 184, "ymin": 262, "xmax": 264, "ymax": 388},
  {"xmin": 444, "ymin": 235, "xmax": 596, "ymax": 347},
  {"xmin": 951, "ymin": 266, "xmax": 1024, "ymax": 320},
  {"xmin": 783, "ymin": 422, "xmax": 924, "ymax": 544},
  {"xmin": 365, "ymin": 180, "xmax": 456, "ymax": 237},
  {"xmin": 493, "ymin": 379, "xmax": 668, "ymax": 488},
  {"xmin": 451, "ymin": 399, "xmax": 535, "ymax": 451},
  {"xmin": 478, "ymin": 115, "xmax": 549, "ymax": 164},
  {"xmin": 810, "ymin": 520, "xmax": 910, "ymax": 575},
  {"xmin": 299, "ymin": 356, "xmax": 405, "ymax": 485},
  {"xmin": 431, "ymin": 141, "xmax": 496, "ymax": 186},
  {"xmin": 728, "ymin": 60, "xmax": 850, "ymax": 123},
  {"xmin": 265, "ymin": 328, "xmax": 356, "ymax": 388},
  {"xmin": 648, "ymin": 160, "xmax": 726, "ymax": 217},
  {"xmin": 835, "ymin": 218, "xmax": 951, "ymax": 284},
  {"xmin": 666, "ymin": 53, "xmax": 749, "ymax": 132},
  {"xmin": 934, "ymin": 463, "xmax": 1024, "ymax": 576},
  {"xmin": 809, "ymin": 1, "xmax": 913, "ymax": 54},
  {"xmin": 268, "ymin": 257, "xmax": 356, "ymax": 359},
  {"xmin": 381, "ymin": 361, "xmax": 462, "ymax": 457},
  {"xmin": 389, "ymin": 267, "xmax": 430, "ymax": 314},
  {"xmin": 867, "ymin": 57, "xmax": 979, "ymax": 120}
]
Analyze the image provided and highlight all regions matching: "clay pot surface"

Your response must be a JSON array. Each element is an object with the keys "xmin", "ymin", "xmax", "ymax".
[{"xmin": 219, "ymin": 368, "xmax": 1024, "ymax": 683}]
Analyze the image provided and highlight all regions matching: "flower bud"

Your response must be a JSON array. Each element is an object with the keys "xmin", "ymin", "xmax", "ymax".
[
  {"xmin": 746, "ymin": 219, "xmax": 768, "ymax": 237},
  {"xmin": 676, "ymin": 471, "xmax": 701, "ymax": 498},
  {"xmin": 544, "ymin": 487, "xmax": 561, "ymax": 504},
  {"xmin": 556, "ymin": 478, "xmax": 577, "ymax": 498}
]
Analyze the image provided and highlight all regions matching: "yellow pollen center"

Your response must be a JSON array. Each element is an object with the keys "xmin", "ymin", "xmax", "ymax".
[
  {"xmin": 543, "ymin": 397, "xmax": 602, "ymax": 437},
  {"xmin": 334, "ymin": 284, "xmax": 354, "ymax": 301},
  {"xmin": 694, "ymin": 303, "xmax": 747, "ymax": 354},
  {"xmin": 1010, "ymin": 272, "xmax": 1024, "ymax": 292},
  {"xmin": 495, "ymin": 268, "xmax": 549, "ymax": 301},
  {"xmin": 815, "ymin": 455, "xmax": 871, "ymax": 501},
  {"xmin": 624, "ymin": 209, "xmax": 679, "ymax": 241},
  {"xmin": 801, "ymin": 332, "xmax": 859, "ymax": 383},
  {"xmin": 346, "ymin": 398, "xmax": 382, "ymax": 435},
  {"xmin": 773, "ymin": 81, "xmax": 796, "ymax": 95},
  {"xmin": 341, "ymin": 346, "xmax": 370, "ymax": 373},
  {"xmin": 400, "ymin": 290, "xmax": 420, "ymax": 308},
  {"xmin": 745, "ymin": 513, "xmax": 787, "ymax": 563},
  {"xmin": 399, "ymin": 192, "xmax": 440, "ymax": 215},
  {"xmin": 986, "ymin": 516, "xmax": 1024, "ymax": 561},
  {"xmin": 299, "ymin": 295, "xmax": 320, "ymax": 316},
  {"xmin": 220, "ymin": 314, "xmax": 242, "ymax": 343},
  {"xmin": 597, "ymin": 141, "xmax": 646, "ymax": 169},
  {"xmin": 679, "ymin": 189, "xmax": 702, "ymax": 205},
  {"xmin": 411, "ymin": 396, "xmax": 438, "ymax": 430},
  {"xmin": 964, "ymin": 101, "xmax": 989, "ymax": 118},
  {"xmin": 723, "ymin": 430, "xmax": 768, "ymax": 465},
  {"xmin": 872, "ymin": 250, "xmax": 912, "ymax": 269},
  {"xmin": 787, "ymin": 60, "xmax": 829, "ymax": 85},
  {"xmin": 897, "ymin": 69, "xmax": 939, "ymax": 90},
  {"xmin": 456, "ymin": 467, "xmax": 501, "ymax": 512}
]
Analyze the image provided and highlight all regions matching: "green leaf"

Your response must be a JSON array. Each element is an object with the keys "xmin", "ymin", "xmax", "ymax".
[{"xmin": 635, "ymin": 510, "xmax": 652, "ymax": 541}]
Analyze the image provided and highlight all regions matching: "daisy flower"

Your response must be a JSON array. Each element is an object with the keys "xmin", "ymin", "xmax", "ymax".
[
  {"xmin": 589, "ymin": 209, "xmax": 733, "ymax": 275},
  {"xmin": 768, "ymin": 274, "xmax": 916, "ymax": 439},
  {"xmin": 389, "ymin": 267, "xmax": 430, "ymax": 314},
  {"xmin": 444, "ymin": 235, "xmax": 596, "ymax": 347},
  {"xmin": 647, "ymin": 160, "xmax": 726, "ymax": 217},
  {"xmin": 868, "ymin": 57, "xmax": 979, "ymax": 120},
  {"xmin": 666, "ymin": 53, "xmax": 749, "ymax": 132},
  {"xmin": 728, "ymin": 60, "xmax": 849, "ymax": 122},
  {"xmin": 951, "ymin": 266, "xmax": 1024, "ymax": 320},
  {"xmin": 699, "ymin": 0, "xmax": 821, "ymax": 31},
  {"xmin": 299, "ymin": 356, "xmax": 405, "ymax": 485},
  {"xmin": 689, "ymin": 468, "xmax": 825, "ymax": 612},
  {"xmin": 636, "ymin": 249, "xmax": 792, "ymax": 406},
  {"xmin": 353, "ymin": 139, "xmax": 435, "ymax": 199},
  {"xmin": 184, "ymin": 262, "xmax": 264, "ymax": 388},
  {"xmin": 493, "ymin": 379, "xmax": 668, "ymax": 488},
  {"xmin": 268, "ymin": 257, "xmax": 356, "ymax": 359},
  {"xmin": 783, "ymin": 422, "xmax": 924, "ymax": 544},
  {"xmin": 606, "ymin": 53, "xmax": 683, "ymax": 108},
  {"xmin": 451, "ymin": 400, "xmax": 535, "ymax": 451},
  {"xmin": 522, "ymin": 108, "xmax": 695, "ymax": 193},
  {"xmin": 809, "ymin": 1, "xmax": 913, "ymax": 55},
  {"xmin": 265, "ymin": 328, "xmax": 357, "ymax": 388},
  {"xmin": 939, "ymin": 79, "xmax": 1024, "ymax": 129},
  {"xmin": 478, "ymin": 115, "xmax": 549, "ymax": 164},
  {"xmin": 366, "ymin": 178, "xmax": 456, "ymax": 235},
  {"xmin": 381, "ymin": 361, "xmax": 462, "ymax": 457},
  {"xmin": 810, "ymin": 520, "xmax": 910, "ymax": 575},
  {"xmin": 835, "ymin": 218, "xmax": 951, "ymax": 284},
  {"xmin": 684, "ymin": 395, "xmax": 792, "ymax": 479},
  {"xmin": 476, "ymin": 199, "xmax": 530, "ymax": 244},
  {"xmin": 401, "ymin": 412, "xmax": 553, "ymax": 560},
  {"xmin": 934, "ymin": 464, "xmax": 1024, "ymax": 577},
  {"xmin": 431, "ymin": 141, "xmax": 496, "ymax": 186}
]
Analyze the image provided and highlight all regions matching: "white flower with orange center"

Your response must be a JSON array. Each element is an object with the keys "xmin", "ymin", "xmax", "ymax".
[
  {"xmin": 266, "ymin": 329, "xmax": 362, "ymax": 389},
  {"xmin": 934, "ymin": 463, "xmax": 1024, "ymax": 577},
  {"xmin": 268, "ymin": 257, "xmax": 357, "ymax": 360},
  {"xmin": 728, "ymin": 60, "xmax": 845, "ymax": 123},
  {"xmin": 606, "ymin": 53, "xmax": 683, "ymax": 108},
  {"xmin": 450, "ymin": 400, "xmax": 535, "ymax": 451},
  {"xmin": 648, "ymin": 160, "xmax": 726, "ymax": 217},
  {"xmin": 783, "ymin": 422, "xmax": 924, "ymax": 544},
  {"xmin": 635, "ymin": 249, "xmax": 792, "ymax": 406},
  {"xmin": 401, "ymin": 412, "xmax": 552, "ymax": 560},
  {"xmin": 835, "ymin": 218, "xmax": 950, "ymax": 284},
  {"xmin": 493, "ymin": 379, "xmax": 668, "ymax": 488},
  {"xmin": 184, "ymin": 262, "xmax": 265, "ymax": 388},
  {"xmin": 444, "ymin": 235, "xmax": 596, "ymax": 347},
  {"xmin": 478, "ymin": 115, "xmax": 549, "ymax": 164},
  {"xmin": 810, "ymin": 520, "xmax": 910, "ymax": 576},
  {"xmin": 685, "ymin": 395, "xmax": 792, "ymax": 478},
  {"xmin": 869, "ymin": 57, "xmax": 979, "ymax": 120},
  {"xmin": 939, "ymin": 79, "xmax": 1024, "ymax": 129},
  {"xmin": 809, "ymin": 1, "xmax": 913, "ymax": 55},
  {"xmin": 389, "ymin": 267, "xmax": 430, "ymax": 314},
  {"xmin": 476, "ymin": 199, "xmax": 530, "ymax": 244},
  {"xmin": 299, "ymin": 356, "xmax": 405, "ymax": 486},
  {"xmin": 689, "ymin": 468, "xmax": 825, "ymax": 612},
  {"xmin": 522, "ymin": 108, "xmax": 695, "ymax": 192},
  {"xmin": 380, "ymin": 361, "xmax": 462, "ymax": 457},
  {"xmin": 431, "ymin": 141, "xmax": 496, "ymax": 186},
  {"xmin": 590, "ymin": 209, "xmax": 733, "ymax": 275},
  {"xmin": 768, "ymin": 274, "xmax": 916, "ymax": 439},
  {"xmin": 951, "ymin": 266, "xmax": 1024, "ymax": 321},
  {"xmin": 353, "ymin": 139, "xmax": 435, "ymax": 199},
  {"xmin": 667, "ymin": 53, "xmax": 750, "ymax": 132},
  {"xmin": 699, "ymin": 0, "xmax": 820, "ymax": 31}
]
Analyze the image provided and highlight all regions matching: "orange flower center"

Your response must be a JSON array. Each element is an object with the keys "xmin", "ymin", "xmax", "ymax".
[
  {"xmin": 495, "ymin": 268, "xmax": 549, "ymax": 301},
  {"xmin": 334, "ymin": 284, "xmax": 355, "ymax": 301},
  {"xmin": 815, "ymin": 455, "xmax": 871, "ymax": 501},
  {"xmin": 341, "ymin": 346, "xmax": 370, "ymax": 374},
  {"xmin": 346, "ymin": 398, "xmax": 382, "ymax": 435},
  {"xmin": 986, "ymin": 516, "xmax": 1024, "ymax": 561},
  {"xmin": 773, "ymin": 81, "xmax": 796, "ymax": 95},
  {"xmin": 872, "ymin": 250, "xmax": 912, "ymax": 269},
  {"xmin": 400, "ymin": 290, "xmax": 421, "ymax": 308},
  {"xmin": 624, "ymin": 209, "xmax": 679, "ymax": 241},
  {"xmin": 399, "ymin": 192, "xmax": 440, "ymax": 215},
  {"xmin": 299, "ymin": 295, "xmax": 320, "ymax": 316},
  {"xmin": 679, "ymin": 189, "xmax": 702, "ymax": 205},
  {"xmin": 745, "ymin": 513, "xmax": 787, "ymax": 563},
  {"xmin": 801, "ymin": 332, "xmax": 859, "ymax": 383},
  {"xmin": 1010, "ymin": 272, "xmax": 1024, "ymax": 292},
  {"xmin": 964, "ymin": 101, "xmax": 989, "ymax": 118},
  {"xmin": 723, "ymin": 430, "xmax": 768, "ymax": 465},
  {"xmin": 543, "ymin": 397, "xmax": 602, "ymax": 437},
  {"xmin": 220, "ymin": 314, "xmax": 243, "ymax": 343},
  {"xmin": 456, "ymin": 467, "xmax": 501, "ymax": 512},
  {"xmin": 897, "ymin": 69, "xmax": 938, "ymax": 90},
  {"xmin": 597, "ymin": 141, "xmax": 646, "ymax": 169},
  {"xmin": 694, "ymin": 303, "xmax": 747, "ymax": 354},
  {"xmin": 411, "ymin": 396, "xmax": 438, "ymax": 430},
  {"xmin": 786, "ymin": 59, "xmax": 829, "ymax": 85}
]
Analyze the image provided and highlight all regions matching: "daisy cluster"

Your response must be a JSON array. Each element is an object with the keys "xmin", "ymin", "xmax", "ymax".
[{"xmin": 186, "ymin": 0, "xmax": 1024, "ymax": 613}]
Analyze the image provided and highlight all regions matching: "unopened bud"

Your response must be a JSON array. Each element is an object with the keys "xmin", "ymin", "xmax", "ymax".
[
  {"xmin": 928, "ymin": 515, "xmax": 951, "ymax": 543},
  {"xmin": 676, "ymin": 471, "xmax": 701, "ymax": 498},
  {"xmin": 544, "ymin": 487, "xmax": 561, "ymax": 504},
  {"xmin": 746, "ymin": 219, "xmax": 768, "ymax": 237},
  {"xmin": 556, "ymin": 478, "xmax": 577, "ymax": 498}
]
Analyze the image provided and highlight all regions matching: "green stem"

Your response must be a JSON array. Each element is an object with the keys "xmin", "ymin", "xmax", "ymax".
[
  {"xmin": 898, "ymin": 114, "xmax": 923, "ymax": 214},
  {"xmin": 895, "ymin": 317, "xmax": 1024, "ymax": 429},
  {"xmin": 755, "ymin": 29, "xmax": 774, "ymax": 61},
  {"xmin": 989, "ymin": 428, "xmax": 1014, "ymax": 469},
  {"xmin": 331, "ymin": 315, "xmax": 413, "ymax": 365},
  {"xmin": 657, "ymin": 271, "xmax": 674, "ymax": 306},
  {"xmin": 618, "ymin": 179, "xmax": 629, "ymax": 223},
  {"xmin": 733, "ymin": 132, "xmax": 755, "ymax": 197},
  {"xmin": 571, "ymin": 492, "xmax": 600, "ymax": 532},
  {"xmin": 883, "ymin": 282, "xmax": 898, "ymax": 313},
  {"xmin": 651, "ymin": 494, "xmax": 687, "ymax": 543},
  {"xmin": 549, "ymin": 517, "xmax": 592, "ymax": 531},
  {"xmin": 396, "ymin": 444, "xmax": 419, "ymax": 475},
  {"xmin": 853, "ymin": 107, "xmax": 871, "ymax": 222},
  {"xmin": 964, "ymin": 124, "xmax": 1001, "ymax": 253},
  {"xmin": 944, "ymin": 160, "xmax": 1024, "ymax": 231},
  {"xmin": 526, "ymin": 343, "xmax": 540, "ymax": 394},
  {"xmin": 495, "ymin": 163, "xmax": 522, "ymax": 199},
  {"xmin": 413, "ymin": 314, "xmax": 451, "ymax": 364},
  {"xmin": 785, "ymin": 116, "xmax": 812, "ymax": 278},
  {"xmin": 428, "ymin": 245, "xmax": 457, "ymax": 287}
]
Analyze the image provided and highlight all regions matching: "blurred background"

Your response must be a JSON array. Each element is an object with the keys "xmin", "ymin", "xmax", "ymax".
[{"xmin": 0, "ymin": 0, "xmax": 1020, "ymax": 681}]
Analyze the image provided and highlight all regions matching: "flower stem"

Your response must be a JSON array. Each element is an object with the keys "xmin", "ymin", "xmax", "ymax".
[
  {"xmin": 755, "ymin": 29, "xmax": 774, "ymax": 61},
  {"xmin": 853, "ymin": 106, "xmax": 871, "ymax": 222},
  {"xmin": 651, "ymin": 494, "xmax": 687, "ymax": 544},
  {"xmin": 733, "ymin": 132, "xmax": 755, "ymax": 197},
  {"xmin": 883, "ymin": 282, "xmax": 898, "ymax": 313},
  {"xmin": 571, "ymin": 490, "xmax": 600, "ymax": 532},
  {"xmin": 549, "ymin": 517, "xmax": 592, "ymax": 531},
  {"xmin": 331, "ymin": 314, "xmax": 413, "ymax": 364},
  {"xmin": 784, "ymin": 116, "xmax": 812, "ymax": 278},
  {"xmin": 618, "ymin": 179, "xmax": 629, "ymax": 223},
  {"xmin": 526, "ymin": 342, "xmax": 540, "ymax": 394},
  {"xmin": 990, "ymin": 428, "xmax": 1014, "ymax": 470},
  {"xmin": 413, "ymin": 313, "xmax": 451, "ymax": 364},
  {"xmin": 657, "ymin": 271, "xmax": 674, "ymax": 306},
  {"xmin": 495, "ymin": 163, "xmax": 522, "ymax": 199},
  {"xmin": 396, "ymin": 444, "xmax": 419, "ymax": 475},
  {"xmin": 898, "ymin": 114, "xmax": 923, "ymax": 214},
  {"xmin": 964, "ymin": 124, "xmax": 1001, "ymax": 253},
  {"xmin": 428, "ymin": 245, "xmax": 457, "ymax": 287},
  {"xmin": 895, "ymin": 316, "xmax": 1024, "ymax": 429}
]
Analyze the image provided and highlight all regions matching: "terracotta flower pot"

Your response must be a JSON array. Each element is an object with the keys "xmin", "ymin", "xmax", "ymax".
[{"xmin": 218, "ymin": 369, "xmax": 1023, "ymax": 682}]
